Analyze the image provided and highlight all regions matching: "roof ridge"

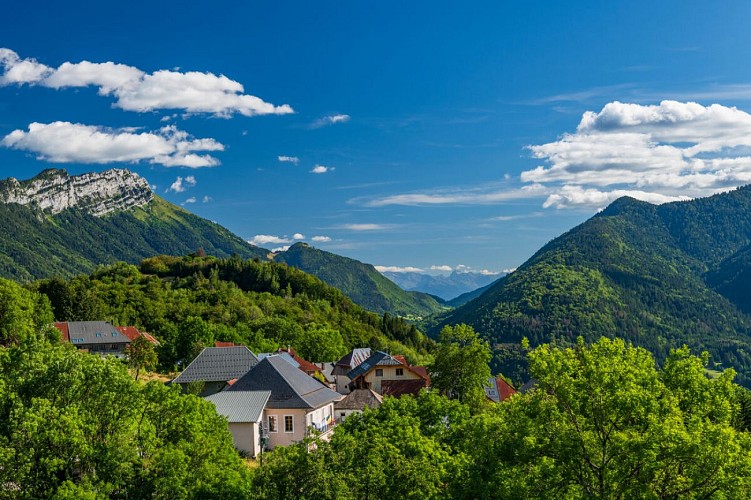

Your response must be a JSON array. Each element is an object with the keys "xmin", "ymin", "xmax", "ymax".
[{"xmin": 267, "ymin": 356, "xmax": 312, "ymax": 407}]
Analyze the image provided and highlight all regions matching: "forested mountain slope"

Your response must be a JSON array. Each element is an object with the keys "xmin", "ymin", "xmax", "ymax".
[
  {"xmin": 33, "ymin": 255, "xmax": 433, "ymax": 369},
  {"xmin": 274, "ymin": 242, "xmax": 446, "ymax": 317},
  {"xmin": 0, "ymin": 169, "xmax": 268, "ymax": 281},
  {"xmin": 432, "ymin": 187, "xmax": 751, "ymax": 386}
]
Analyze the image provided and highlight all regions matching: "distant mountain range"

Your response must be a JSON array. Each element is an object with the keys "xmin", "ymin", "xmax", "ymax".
[
  {"xmin": 431, "ymin": 187, "xmax": 751, "ymax": 386},
  {"xmin": 0, "ymin": 168, "xmax": 267, "ymax": 281},
  {"xmin": 274, "ymin": 243, "xmax": 446, "ymax": 318},
  {"xmin": 381, "ymin": 270, "xmax": 501, "ymax": 301}
]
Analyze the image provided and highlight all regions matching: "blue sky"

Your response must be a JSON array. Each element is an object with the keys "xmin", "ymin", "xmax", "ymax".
[{"xmin": 3, "ymin": 2, "xmax": 751, "ymax": 274}]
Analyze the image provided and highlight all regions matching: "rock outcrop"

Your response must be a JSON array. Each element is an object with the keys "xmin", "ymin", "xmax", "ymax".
[{"xmin": 0, "ymin": 168, "xmax": 153, "ymax": 216}]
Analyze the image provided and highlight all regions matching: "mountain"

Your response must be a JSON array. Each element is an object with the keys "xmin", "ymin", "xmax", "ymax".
[
  {"xmin": 432, "ymin": 187, "xmax": 751, "ymax": 386},
  {"xmin": 381, "ymin": 270, "xmax": 501, "ymax": 301},
  {"xmin": 446, "ymin": 280, "xmax": 498, "ymax": 307},
  {"xmin": 0, "ymin": 168, "xmax": 268, "ymax": 281},
  {"xmin": 273, "ymin": 242, "xmax": 446, "ymax": 317}
]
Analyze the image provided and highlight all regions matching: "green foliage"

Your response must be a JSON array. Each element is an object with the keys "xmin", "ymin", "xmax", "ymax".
[
  {"xmin": 429, "ymin": 324, "xmax": 491, "ymax": 412},
  {"xmin": 125, "ymin": 336, "xmax": 158, "ymax": 381},
  {"xmin": 0, "ymin": 196, "xmax": 267, "ymax": 282},
  {"xmin": 252, "ymin": 391, "xmax": 468, "ymax": 499},
  {"xmin": 0, "ymin": 278, "xmax": 54, "ymax": 345},
  {"xmin": 0, "ymin": 339, "xmax": 252, "ymax": 499},
  {"xmin": 274, "ymin": 242, "xmax": 446, "ymax": 317},
  {"xmin": 34, "ymin": 255, "xmax": 434, "ymax": 369},
  {"xmin": 433, "ymin": 191, "xmax": 751, "ymax": 386},
  {"xmin": 454, "ymin": 337, "xmax": 751, "ymax": 498}
]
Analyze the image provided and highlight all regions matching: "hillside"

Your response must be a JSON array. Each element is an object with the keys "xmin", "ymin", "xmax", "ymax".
[
  {"xmin": 382, "ymin": 270, "xmax": 501, "ymax": 301},
  {"xmin": 0, "ymin": 168, "xmax": 268, "ymax": 281},
  {"xmin": 33, "ymin": 254, "xmax": 433, "ymax": 367},
  {"xmin": 432, "ymin": 187, "xmax": 751, "ymax": 386},
  {"xmin": 274, "ymin": 242, "xmax": 446, "ymax": 317}
]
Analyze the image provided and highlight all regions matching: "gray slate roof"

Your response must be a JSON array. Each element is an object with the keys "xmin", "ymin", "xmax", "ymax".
[
  {"xmin": 258, "ymin": 351, "xmax": 299, "ymax": 368},
  {"xmin": 346, "ymin": 351, "xmax": 403, "ymax": 379},
  {"xmin": 173, "ymin": 346, "xmax": 259, "ymax": 384},
  {"xmin": 229, "ymin": 355, "xmax": 342, "ymax": 409},
  {"xmin": 205, "ymin": 390, "xmax": 271, "ymax": 423},
  {"xmin": 66, "ymin": 321, "xmax": 130, "ymax": 345},
  {"xmin": 334, "ymin": 388, "xmax": 383, "ymax": 411},
  {"xmin": 333, "ymin": 348, "xmax": 371, "ymax": 375}
]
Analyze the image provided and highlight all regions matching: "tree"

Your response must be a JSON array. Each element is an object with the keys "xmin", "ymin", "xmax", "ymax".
[
  {"xmin": 429, "ymin": 324, "xmax": 491, "ymax": 411},
  {"xmin": 126, "ymin": 335, "xmax": 158, "ymax": 381},
  {"xmin": 0, "ymin": 278, "xmax": 54, "ymax": 345},
  {"xmin": 455, "ymin": 337, "xmax": 751, "ymax": 498}
]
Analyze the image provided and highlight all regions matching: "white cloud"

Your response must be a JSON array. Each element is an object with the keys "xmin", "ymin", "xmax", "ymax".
[
  {"xmin": 0, "ymin": 48, "xmax": 293, "ymax": 117},
  {"xmin": 168, "ymin": 175, "xmax": 197, "ymax": 193},
  {"xmin": 182, "ymin": 197, "xmax": 197, "ymax": 204},
  {"xmin": 359, "ymin": 100, "xmax": 751, "ymax": 211},
  {"xmin": 430, "ymin": 265, "xmax": 453, "ymax": 272},
  {"xmin": 278, "ymin": 155, "xmax": 300, "ymax": 164},
  {"xmin": 524, "ymin": 100, "xmax": 751, "ymax": 206},
  {"xmin": 311, "ymin": 114, "xmax": 350, "ymax": 128},
  {"xmin": 311, "ymin": 164, "xmax": 333, "ymax": 174},
  {"xmin": 375, "ymin": 265, "xmax": 424, "ymax": 273},
  {"xmin": 2, "ymin": 122, "xmax": 223, "ymax": 167},
  {"xmin": 341, "ymin": 223, "xmax": 388, "ymax": 231},
  {"xmin": 362, "ymin": 183, "xmax": 548, "ymax": 207},
  {"xmin": 503, "ymin": 267, "xmax": 517, "ymax": 274},
  {"xmin": 248, "ymin": 234, "xmax": 292, "ymax": 246},
  {"xmin": 202, "ymin": 195, "xmax": 212, "ymax": 203},
  {"xmin": 292, "ymin": 233, "xmax": 305, "ymax": 240},
  {"xmin": 272, "ymin": 245, "xmax": 290, "ymax": 252},
  {"xmin": 311, "ymin": 235, "xmax": 331, "ymax": 242}
]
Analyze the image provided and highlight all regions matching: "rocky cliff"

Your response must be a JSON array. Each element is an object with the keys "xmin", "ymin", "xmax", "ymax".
[{"xmin": 0, "ymin": 168, "xmax": 153, "ymax": 216}]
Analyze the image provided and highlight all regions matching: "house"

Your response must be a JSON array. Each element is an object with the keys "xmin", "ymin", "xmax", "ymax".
[
  {"xmin": 332, "ymin": 347, "xmax": 371, "ymax": 393},
  {"xmin": 347, "ymin": 351, "xmax": 430, "ymax": 396},
  {"xmin": 278, "ymin": 347, "xmax": 322, "ymax": 377},
  {"xmin": 172, "ymin": 346, "xmax": 259, "ymax": 397},
  {"xmin": 228, "ymin": 355, "xmax": 342, "ymax": 450},
  {"xmin": 115, "ymin": 326, "xmax": 160, "ymax": 345},
  {"xmin": 334, "ymin": 388, "xmax": 383, "ymax": 421},
  {"xmin": 205, "ymin": 390, "xmax": 271, "ymax": 458},
  {"xmin": 55, "ymin": 321, "xmax": 131, "ymax": 357},
  {"xmin": 484, "ymin": 375, "xmax": 518, "ymax": 402}
]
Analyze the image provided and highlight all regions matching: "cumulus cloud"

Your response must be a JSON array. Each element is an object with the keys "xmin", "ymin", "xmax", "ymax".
[
  {"xmin": 525, "ymin": 100, "xmax": 751, "ymax": 206},
  {"xmin": 0, "ymin": 48, "xmax": 293, "ymax": 117},
  {"xmin": 2, "ymin": 122, "xmax": 223, "ymax": 167},
  {"xmin": 359, "ymin": 100, "xmax": 751, "ymax": 211},
  {"xmin": 202, "ymin": 195, "xmax": 212, "ymax": 203},
  {"xmin": 272, "ymin": 245, "xmax": 290, "ymax": 252},
  {"xmin": 292, "ymin": 233, "xmax": 305, "ymax": 240},
  {"xmin": 311, "ymin": 235, "xmax": 331, "ymax": 242},
  {"xmin": 278, "ymin": 155, "xmax": 299, "ymax": 164},
  {"xmin": 311, "ymin": 164, "xmax": 333, "ymax": 174},
  {"xmin": 168, "ymin": 175, "xmax": 197, "ymax": 193},
  {"xmin": 375, "ymin": 265, "xmax": 424, "ymax": 273},
  {"xmin": 182, "ymin": 197, "xmax": 197, "ymax": 204},
  {"xmin": 310, "ymin": 114, "xmax": 350, "ymax": 128},
  {"xmin": 248, "ymin": 234, "xmax": 292, "ymax": 246}
]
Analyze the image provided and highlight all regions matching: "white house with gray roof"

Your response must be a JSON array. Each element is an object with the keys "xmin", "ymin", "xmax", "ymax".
[
  {"xmin": 172, "ymin": 346, "xmax": 259, "ymax": 396},
  {"xmin": 228, "ymin": 355, "xmax": 343, "ymax": 449},
  {"xmin": 205, "ymin": 390, "xmax": 271, "ymax": 457}
]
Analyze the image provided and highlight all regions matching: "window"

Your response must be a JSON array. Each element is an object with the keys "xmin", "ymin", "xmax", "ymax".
[
  {"xmin": 268, "ymin": 415, "xmax": 278, "ymax": 433},
  {"xmin": 375, "ymin": 368, "xmax": 383, "ymax": 377},
  {"xmin": 111, "ymin": 344, "xmax": 120, "ymax": 350},
  {"xmin": 112, "ymin": 332, "xmax": 119, "ymax": 336},
  {"xmin": 396, "ymin": 368, "xmax": 404, "ymax": 376},
  {"xmin": 284, "ymin": 415, "xmax": 294, "ymax": 433},
  {"xmin": 95, "ymin": 333, "xmax": 102, "ymax": 338}
]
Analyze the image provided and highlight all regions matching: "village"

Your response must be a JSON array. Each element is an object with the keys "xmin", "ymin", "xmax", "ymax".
[{"xmin": 53, "ymin": 320, "xmax": 518, "ymax": 458}]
